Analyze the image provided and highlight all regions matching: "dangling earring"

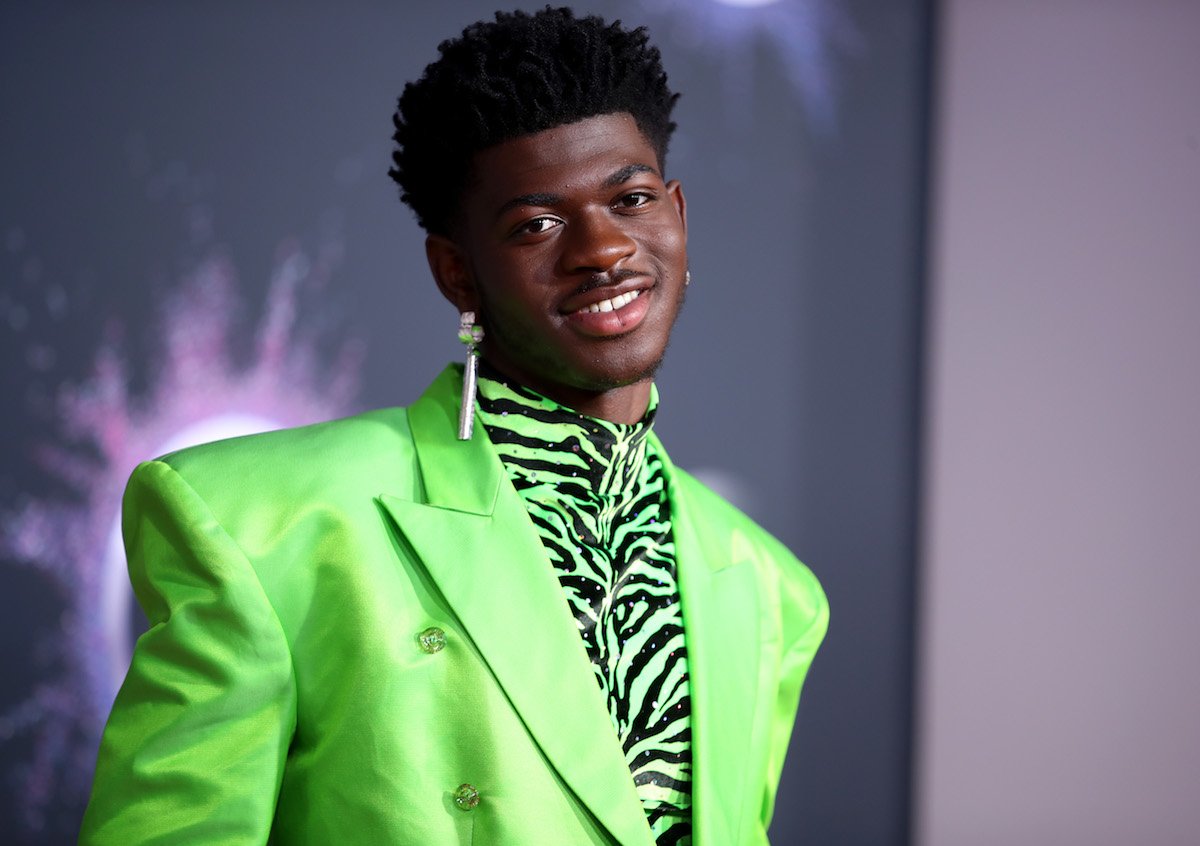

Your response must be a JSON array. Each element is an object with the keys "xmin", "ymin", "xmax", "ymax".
[
  {"xmin": 457, "ymin": 311, "xmax": 484, "ymax": 440},
  {"xmin": 685, "ymin": 270, "xmax": 692, "ymax": 287}
]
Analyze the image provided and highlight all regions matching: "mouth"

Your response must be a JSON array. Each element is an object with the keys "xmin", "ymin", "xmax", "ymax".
[
  {"xmin": 561, "ymin": 273, "xmax": 654, "ymax": 314},
  {"xmin": 561, "ymin": 281, "xmax": 654, "ymax": 337},
  {"xmin": 570, "ymin": 288, "xmax": 643, "ymax": 315}
]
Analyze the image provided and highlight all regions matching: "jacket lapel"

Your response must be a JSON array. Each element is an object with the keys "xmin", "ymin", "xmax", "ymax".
[
  {"xmin": 377, "ymin": 367, "xmax": 654, "ymax": 846},
  {"xmin": 659, "ymin": 441, "xmax": 764, "ymax": 846}
]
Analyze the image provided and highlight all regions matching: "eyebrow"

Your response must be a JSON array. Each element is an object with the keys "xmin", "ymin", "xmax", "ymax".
[
  {"xmin": 493, "ymin": 163, "xmax": 660, "ymax": 220},
  {"xmin": 603, "ymin": 163, "xmax": 658, "ymax": 188},
  {"xmin": 495, "ymin": 192, "xmax": 563, "ymax": 219}
]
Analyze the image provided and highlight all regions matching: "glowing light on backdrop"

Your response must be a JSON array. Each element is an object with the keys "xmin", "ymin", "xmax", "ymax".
[
  {"xmin": 633, "ymin": 0, "xmax": 858, "ymax": 130},
  {"xmin": 0, "ymin": 243, "xmax": 363, "ymax": 830}
]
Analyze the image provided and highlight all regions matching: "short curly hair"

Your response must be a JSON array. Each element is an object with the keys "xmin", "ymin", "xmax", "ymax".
[{"xmin": 388, "ymin": 6, "xmax": 679, "ymax": 236}]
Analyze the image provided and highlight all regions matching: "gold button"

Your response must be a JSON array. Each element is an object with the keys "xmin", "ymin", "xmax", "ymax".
[
  {"xmin": 417, "ymin": 627, "xmax": 446, "ymax": 654},
  {"xmin": 453, "ymin": 783, "xmax": 480, "ymax": 811}
]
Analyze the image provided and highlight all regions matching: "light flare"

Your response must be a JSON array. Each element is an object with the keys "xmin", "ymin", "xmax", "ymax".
[
  {"xmin": 0, "ymin": 241, "xmax": 363, "ymax": 831},
  {"xmin": 633, "ymin": 0, "xmax": 860, "ymax": 131}
]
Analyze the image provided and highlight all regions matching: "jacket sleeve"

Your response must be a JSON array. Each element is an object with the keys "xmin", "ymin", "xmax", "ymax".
[
  {"xmin": 760, "ymin": 555, "xmax": 829, "ymax": 831},
  {"xmin": 80, "ymin": 460, "xmax": 296, "ymax": 845}
]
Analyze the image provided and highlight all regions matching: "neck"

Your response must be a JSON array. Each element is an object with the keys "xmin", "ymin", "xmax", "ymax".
[{"xmin": 476, "ymin": 365, "xmax": 658, "ymax": 496}]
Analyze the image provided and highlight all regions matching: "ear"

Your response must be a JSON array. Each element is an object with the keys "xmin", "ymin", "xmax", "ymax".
[
  {"xmin": 666, "ymin": 179, "xmax": 688, "ymax": 240},
  {"xmin": 425, "ymin": 234, "xmax": 479, "ymax": 314}
]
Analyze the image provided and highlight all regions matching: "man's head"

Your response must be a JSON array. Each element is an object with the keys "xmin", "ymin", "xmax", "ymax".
[
  {"xmin": 390, "ymin": 8, "xmax": 688, "ymax": 422},
  {"xmin": 389, "ymin": 6, "xmax": 679, "ymax": 237}
]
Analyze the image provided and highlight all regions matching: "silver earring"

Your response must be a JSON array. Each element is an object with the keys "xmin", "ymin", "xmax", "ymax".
[
  {"xmin": 685, "ymin": 270, "xmax": 691, "ymax": 286},
  {"xmin": 457, "ymin": 311, "xmax": 484, "ymax": 440}
]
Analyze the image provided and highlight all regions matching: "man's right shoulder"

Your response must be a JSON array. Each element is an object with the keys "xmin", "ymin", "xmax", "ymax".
[{"xmin": 138, "ymin": 405, "xmax": 418, "ymax": 508}]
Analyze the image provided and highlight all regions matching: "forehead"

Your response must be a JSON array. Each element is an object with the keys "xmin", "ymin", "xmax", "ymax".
[{"xmin": 464, "ymin": 113, "xmax": 661, "ymax": 215}]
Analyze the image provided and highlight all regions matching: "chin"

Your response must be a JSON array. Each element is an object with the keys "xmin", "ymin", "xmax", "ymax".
[
  {"xmin": 572, "ymin": 344, "xmax": 669, "ymax": 393},
  {"xmin": 483, "ymin": 315, "xmax": 676, "ymax": 399}
]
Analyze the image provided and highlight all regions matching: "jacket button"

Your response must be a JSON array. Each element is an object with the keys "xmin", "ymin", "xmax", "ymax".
[
  {"xmin": 417, "ymin": 627, "xmax": 446, "ymax": 654},
  {"xmin": 453, "ymin": 783, "xmax": 480, "ymax": 811}
]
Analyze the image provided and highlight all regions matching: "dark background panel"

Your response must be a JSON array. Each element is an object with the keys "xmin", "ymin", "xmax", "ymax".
[{"xmin": 0, "ymin": 2, "xmax": 929, "ymax": 842}]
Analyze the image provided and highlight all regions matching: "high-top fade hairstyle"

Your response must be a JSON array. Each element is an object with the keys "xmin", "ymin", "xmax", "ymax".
[{"xmin": 388, "ymin": 6, "xmax": 679, "ymax": 236}]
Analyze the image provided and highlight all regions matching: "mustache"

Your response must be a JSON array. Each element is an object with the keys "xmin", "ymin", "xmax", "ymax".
[{"xmin": 572, "ymin": 268, "xmax": 648, "ymax": 297}]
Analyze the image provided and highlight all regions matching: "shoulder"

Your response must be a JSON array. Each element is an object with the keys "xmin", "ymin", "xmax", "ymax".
[
  {"xmin": 133, "ymin": 405, "xmax": 418, "ymax": 513},
  {"xmin": 163, "ymin": 405, "xmax": 411, "ymax": 469},
  {"xmin": 668, "ymin": 461, "xmax": 801, "ymax": 571},
  {"xmin": 669, "ymin": 462, "xmax": 829, "ymax": 644}
]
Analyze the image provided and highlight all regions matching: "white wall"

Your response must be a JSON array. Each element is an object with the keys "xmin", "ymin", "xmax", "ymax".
[{"xmin": 917, "ymin": 2, "xmax": 1200, "ymax": 844}]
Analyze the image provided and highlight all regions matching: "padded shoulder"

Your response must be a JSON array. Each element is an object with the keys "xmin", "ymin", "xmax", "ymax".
[
  {"xmin": 670, "ymin": 463, "xmax": 829, "ymax": 644},
  {"xmin": 153, "ymin": 406, "xmax": 419, "ymax": 513}
]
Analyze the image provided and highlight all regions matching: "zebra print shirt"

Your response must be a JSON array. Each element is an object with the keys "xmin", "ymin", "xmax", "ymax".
[{"xmin": 476, "ymin": 367, "xmax": 693, "ymax": 845}]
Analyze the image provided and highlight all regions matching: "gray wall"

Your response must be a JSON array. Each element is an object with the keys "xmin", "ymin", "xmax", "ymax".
[{"xmin": 917, "ymin": 2, "xmax": 1200, "ymax": 844}]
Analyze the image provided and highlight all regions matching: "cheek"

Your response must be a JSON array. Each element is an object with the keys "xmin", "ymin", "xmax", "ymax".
[
  {"xmin": 646, "ymin": 223, "xmax": 687, "ymax": 263},
  {"xmin": 477, "ymin": 281, "xmax": 555, "ymax": 340},
  {"xmin": 473, "ymin": 261, "xmax": 539, "ymax": 313}
]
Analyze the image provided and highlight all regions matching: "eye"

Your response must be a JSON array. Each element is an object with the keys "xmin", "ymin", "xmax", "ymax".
[
  {"xmin": 514, "ymin": 216, "xmax": 562, "ymax": 236},
  {"xmin": 615, "ymin": 191, "xmax": 654, "ymax": 210}
]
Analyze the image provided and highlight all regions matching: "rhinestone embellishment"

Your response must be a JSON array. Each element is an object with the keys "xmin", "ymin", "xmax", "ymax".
[
  {"xmin": 453, "ymin": 783, "xmax": 480, "ymax": 810},
  {"xmin": 417, "ymin": 627, "xmax": 446, "ymax": 654}
]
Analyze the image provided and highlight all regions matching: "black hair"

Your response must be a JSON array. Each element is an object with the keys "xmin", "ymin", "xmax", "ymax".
[{"xmin": 388, "ymin": 6, "xmax": 679, "ymax": 236}]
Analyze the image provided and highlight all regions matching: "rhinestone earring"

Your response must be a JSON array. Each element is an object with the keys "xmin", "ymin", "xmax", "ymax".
[
  {"xmin": 457, "ymin": 311, "xmax": 484, "ymax": 440},
  {"xmin": 685, "ymin": 270, "xmax": 691, "ymax": 286}
]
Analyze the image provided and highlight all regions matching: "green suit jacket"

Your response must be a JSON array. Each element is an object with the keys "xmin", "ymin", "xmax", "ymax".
[{"xmin": 80, "ymin": 365, "xmax": 828, "ymax": 845}]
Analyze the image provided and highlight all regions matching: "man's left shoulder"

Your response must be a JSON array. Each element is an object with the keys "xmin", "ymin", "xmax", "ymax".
[
  {"xmin": 668, "ymin": 464, "xmax": 828, "ymax": 630},
  {"xmin": 668, "ymin": 463, "xmax": 798, "ymax": 564}
]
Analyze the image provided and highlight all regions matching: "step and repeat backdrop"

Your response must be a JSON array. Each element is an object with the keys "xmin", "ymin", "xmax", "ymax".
[{"xmin": 1, "ymin": 2, "xmax": 930, "ymax": 843}]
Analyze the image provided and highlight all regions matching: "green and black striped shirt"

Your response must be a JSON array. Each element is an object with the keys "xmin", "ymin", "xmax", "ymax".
[{"xmin": 477, "ymin": 365, "xmax": 693, "ymax": 845}]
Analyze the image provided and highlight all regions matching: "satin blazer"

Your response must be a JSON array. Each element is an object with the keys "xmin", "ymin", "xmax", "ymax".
[{"xmin": 80, "ymin": 365, "xmax": 828, "ymax": 845}]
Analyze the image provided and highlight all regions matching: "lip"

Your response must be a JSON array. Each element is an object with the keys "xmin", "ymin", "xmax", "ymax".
[
  {"xmin": 559, "ymin": 276, "xmax": 653, "ymax": 314},
  {"xmin": 562, "ymin": 283, "xmax": 654, "ymax": 337}
]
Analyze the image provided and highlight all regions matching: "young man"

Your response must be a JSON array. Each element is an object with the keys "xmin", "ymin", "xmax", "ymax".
[{"xmin": 81, "ymin": 8, "xmax": 827, "ymax": 845}]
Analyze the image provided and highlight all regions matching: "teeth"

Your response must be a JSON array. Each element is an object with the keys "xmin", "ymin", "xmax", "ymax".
[{"xmin": 580, "ymin": 290, "xmax": 641, "ymax": 314}]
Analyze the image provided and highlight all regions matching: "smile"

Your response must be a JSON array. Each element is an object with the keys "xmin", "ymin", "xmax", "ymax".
[
  {"xmin": 573, "ymin": 290, "xmax": 642, "ymax": 315},
  {"xmin": 563, "ymin": 284, "xmax": 654, "ymax": 337}
]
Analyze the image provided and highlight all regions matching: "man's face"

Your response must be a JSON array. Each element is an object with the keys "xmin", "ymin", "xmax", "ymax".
[{"xmin": 431, "ymin": 112, "xmax": 688, "ymax": 416}]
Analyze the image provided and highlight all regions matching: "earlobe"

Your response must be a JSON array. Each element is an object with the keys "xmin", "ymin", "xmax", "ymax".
[{"xmin": 425, "ymin": 234, "xmax": 479, "ymax": 313}]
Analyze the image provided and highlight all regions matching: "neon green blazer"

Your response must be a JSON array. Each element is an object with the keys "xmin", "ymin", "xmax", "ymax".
[{"xmin": 80, "ymin": 365, "xmax": 828, "ymax": 845}]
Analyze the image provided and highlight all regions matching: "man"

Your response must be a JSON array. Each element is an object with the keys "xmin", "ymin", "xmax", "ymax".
[{"xmin": 81, "ymin": 8, "xmax": 827, "ymax": 845}]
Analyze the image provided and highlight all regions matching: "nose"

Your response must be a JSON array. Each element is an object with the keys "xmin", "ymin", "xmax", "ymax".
[{"xmin": 558, "ymin": 210, "xmax": 637, "ymax": 275}]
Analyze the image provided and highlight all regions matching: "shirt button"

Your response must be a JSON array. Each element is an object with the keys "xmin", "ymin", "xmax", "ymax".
[
  {"xmin": 453, "ymin": 783, "xmax": 480, "ymax": 811},
  {"xmin": 417, "ymin": 627, "xmax": 446, "ymax": 654}
]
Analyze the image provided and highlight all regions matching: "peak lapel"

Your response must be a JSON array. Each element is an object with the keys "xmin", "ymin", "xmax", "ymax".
[
  {"xmin": 661, "ymin": 443, "xmax": 766, "ymax": 846},
  {"xmin": 378, "ymin": 367, "xmax": 653, "ymax": 846}
]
